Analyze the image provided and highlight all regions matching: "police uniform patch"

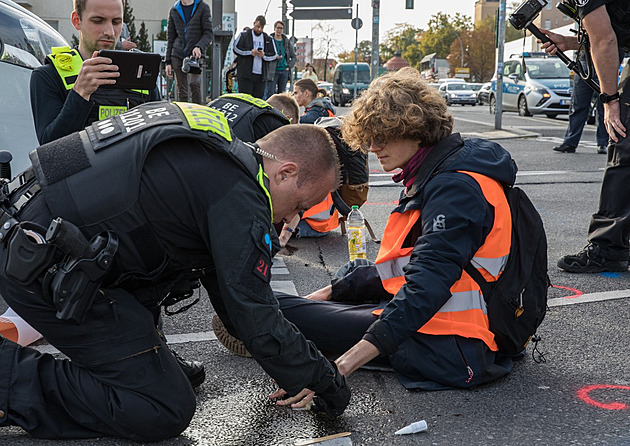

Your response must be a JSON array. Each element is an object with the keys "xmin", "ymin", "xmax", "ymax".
[{"xmin": 253, "ymin": 256, "xmax": 271, "ymax": 282}]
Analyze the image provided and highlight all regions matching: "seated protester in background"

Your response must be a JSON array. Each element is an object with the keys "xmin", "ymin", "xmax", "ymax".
[
  {"xmin": 30, "ymin": 0, "xmax": 161, "ymax": 145},
  {"xmin": 276, "ymin": 67, "xmax": 517, "ymax": 390},
  {"xmin": 293, "ymin": 79, "xmax": 336, "ymax": 124}
]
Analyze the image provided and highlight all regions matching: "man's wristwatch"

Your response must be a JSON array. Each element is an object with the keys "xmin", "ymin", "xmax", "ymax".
[{"xmin": 599, "ymin": 92, "xmax": 620, "ymax": 103}]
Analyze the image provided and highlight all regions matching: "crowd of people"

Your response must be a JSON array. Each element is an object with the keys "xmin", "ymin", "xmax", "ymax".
[{"xmin": 0, "ymin": 0, "xmax": 627, "ymax": 442}]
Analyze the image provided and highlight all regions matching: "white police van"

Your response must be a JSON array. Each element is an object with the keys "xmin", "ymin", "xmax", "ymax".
[
  {"xmin": 489, "ymin": 52, "xmax": 572, "ymax": 119},
  {"xmin": 0, "ymin": 0, "xmax": 66, "ymax": 173}
]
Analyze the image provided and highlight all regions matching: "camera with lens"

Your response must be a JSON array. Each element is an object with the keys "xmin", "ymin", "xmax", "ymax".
[
  {"xmin": 509, "ymin": 0, "xmax": 548, "ymax": 30},
  {"xmin": 182, "ymin": 56, "xmax": 200, "ymax": 73}
]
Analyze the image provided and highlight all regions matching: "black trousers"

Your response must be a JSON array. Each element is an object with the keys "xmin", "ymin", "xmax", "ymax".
[
  {"xmin": 587, "ymin": 64, "xmax": 630, "ymax": 256},
  {"xmin": 0, "ymin": 195, "xmax": 196, "ymax": 440},
  {"xmin": 237, "ymin": 74, "xmax": 265, "ymax": 99},
  {"xmin": 276, "ymin": 292, "xmax": 513, "ymax": 391}
]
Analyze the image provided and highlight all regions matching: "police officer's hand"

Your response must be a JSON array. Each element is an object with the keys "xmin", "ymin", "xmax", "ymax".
[
  {"xmin": 604, "ymin": 101, "xmax": 626, "ymax": 143},
  {"xmin": 73, "ymin": 51, "xmax": 119, "ymax": 101},
  {"xmin": 312, "ymin": 362, "xmax": 350, "ymax": 417}
]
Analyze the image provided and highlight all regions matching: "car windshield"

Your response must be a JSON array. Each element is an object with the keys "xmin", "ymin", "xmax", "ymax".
[
  {"xmin": 447, "ymin": 83, "xmax": 469, "ymax": 91},
  {"xmin": 341, "ymin": 70, "xmax": 371, "ymax": 83},
  {"xmin": 468, "ymin": 84, "xmax": 482, "ymax": 91},
  {"xmin": 0, "ymin": 2, "xmax": 66, "ymax": 68},
  {"xmin": 526, "ymin": 59, "xmax": 571, "ymax": 79}
]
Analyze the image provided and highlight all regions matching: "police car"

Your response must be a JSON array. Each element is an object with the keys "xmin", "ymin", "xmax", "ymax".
[
  {"xmin": 489, "ymin": 53, "xmax": 572, "ymax": 119},
  {"xmin": 0, "ymin": 0, "xmax": 66, "ymax": 173}
]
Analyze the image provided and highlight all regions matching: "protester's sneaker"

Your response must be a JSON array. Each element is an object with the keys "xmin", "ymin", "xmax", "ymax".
[
  {"xmin": 557, "ymin": 244, "xmax": 629, "ymax": 273},
  {"xmin": 553, "ymin": 143, "xmax": 576, "ymax": 153},
  {"xmin": 212, "ymin": 314, "xmax": 251, "ymax": 357},
  {"xmin": 597, "ymin": 145, "xmax": 607, "ymax": 154}
]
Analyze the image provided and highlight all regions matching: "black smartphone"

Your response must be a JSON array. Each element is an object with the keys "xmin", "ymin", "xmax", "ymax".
[{"xmin": 98, "ymin": 49, "xmax": 161, "ymax": 90}]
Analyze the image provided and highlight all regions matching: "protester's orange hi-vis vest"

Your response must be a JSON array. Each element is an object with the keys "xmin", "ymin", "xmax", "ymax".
[
  {"xmin": 373, "ymin": 171, "xmax": 512, "ymax": 350},
  {"xmin": 302, "ymin": 193, "xmax": 339, "ymax": 233}
]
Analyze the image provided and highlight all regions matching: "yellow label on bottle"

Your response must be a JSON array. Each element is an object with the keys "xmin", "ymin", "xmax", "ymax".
[{"xmin": 347, "ymin": 226, "xmax": 367, "ymax": 261}]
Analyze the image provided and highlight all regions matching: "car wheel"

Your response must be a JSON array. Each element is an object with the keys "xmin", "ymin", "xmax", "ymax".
[
  {"xmin": 331, "ymin": 95, "xmax": 338, "ymax": 106},
  {"xmin": 489, "ymin": 95, "xmax": 496, "ymax": 114},
  {"xmin": 472, "ymin": 103, "xmax": 476, "ymax": 107},
  {"xmin": 546, "ymin": 113, "xmax": 558, "ymax": 119},
  {"xmin": 518, "ymin": 95, "xmax": 532, "ymax": 117}
]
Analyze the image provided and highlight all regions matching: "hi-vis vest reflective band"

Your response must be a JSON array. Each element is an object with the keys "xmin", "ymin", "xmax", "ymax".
[
  {"xmin": 47, "ymin": 46, "xmax": 150, "ymax": 121},
  {"xmin": 373, "ymin": 171, "xmax": 512, "ymax": 350},
  {"xmin": 302, "ymin": 193, "xmax": 339, "ymax": 233}
]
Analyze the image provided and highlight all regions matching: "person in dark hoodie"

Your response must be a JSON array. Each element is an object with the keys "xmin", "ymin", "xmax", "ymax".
[
  {"xmin": 293, "ymin": 78, "xmax": 336, "ymax": 124},
  {"xmin": 275, "ymin": 67, "xmax": 517, "ymax": 392},
  {"xmin": 165, "ymin": 0, "xmax": 213, "ymax": 104}
]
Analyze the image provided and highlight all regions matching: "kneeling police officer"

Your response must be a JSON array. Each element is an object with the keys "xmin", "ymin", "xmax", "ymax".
[{"xmin": 0, "ymin": 101, "xmax": 349, "ymax": 441}]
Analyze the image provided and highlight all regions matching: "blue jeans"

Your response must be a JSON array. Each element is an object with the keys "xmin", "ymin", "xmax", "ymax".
[
  {"xmin": 563, "ymin": 74, "xmax": 607, "ymax": 147},
  {"xmin": 264, "ymin": 70, "xmax": 290, "ymax": 99}
]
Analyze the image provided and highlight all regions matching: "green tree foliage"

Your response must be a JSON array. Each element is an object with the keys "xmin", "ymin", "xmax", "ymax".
[
  {"xmin": 419, "ymin": 12, "xmax": 471, "ymax": 60},
  {"xmin": 380, "ymin": 24, "xmax": 423, "ymax": 69},
  {"xmin": 337, "ymin": 40, "xmax": 372, "ymax": 64},
  {"xmin": 137, "ymin": 21, "xmax": 151, "ymax": 52},
  {"xmin": 70, "ymin": 34, "xmax": 79, "ymax": 48},
  {"xmin": 447, "ymin": 16, "xmax": 496, "ymax": 82},
  {"xmin": 123, "ymin": 0, "xmax": 137, "ymax": 42}
]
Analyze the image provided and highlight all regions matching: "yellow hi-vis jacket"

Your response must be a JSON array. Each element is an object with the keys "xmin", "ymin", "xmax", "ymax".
[{"xmin": 373, "ymin": 171, "xmax": 511, "ymax": 350}]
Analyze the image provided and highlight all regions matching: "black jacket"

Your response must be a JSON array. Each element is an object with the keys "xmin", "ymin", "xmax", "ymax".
[
  {"xmin": 165, "ymin": 0, "xmax": 213, "ymax": 63},
  {"xmin": 233, "ymin": 29, "xmax": 277, "ymax": 80}
]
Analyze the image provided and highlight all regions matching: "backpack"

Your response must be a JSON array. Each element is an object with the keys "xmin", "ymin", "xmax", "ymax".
[{"xmin": 465, "ymin": 185, "xmax": 550, "ymax": 356}]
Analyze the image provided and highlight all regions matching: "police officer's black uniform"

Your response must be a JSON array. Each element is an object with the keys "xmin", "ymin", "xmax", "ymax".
[{"xmin": 0, "ymin": 102, "xmax": 345, "ymax": 440}]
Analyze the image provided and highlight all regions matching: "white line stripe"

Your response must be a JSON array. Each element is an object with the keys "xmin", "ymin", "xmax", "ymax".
[{"xmin": 548, "ymin": 289, "xmax": 630, "ymax": 307}]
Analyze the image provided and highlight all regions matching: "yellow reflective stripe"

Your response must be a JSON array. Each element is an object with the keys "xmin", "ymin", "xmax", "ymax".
[
  {"xmin": 222, "ymin": 93, "xmax": 271, "ymax": 109},
  {"xmin": 471, "ymin": 254, "xmax": 509, "ymax": 277},
  {"xmin": 174, "ymin": 102, "xmax": 232, "ymax": 141},
  {"xmin": 438, "ymin": 290, "xmax": 487, "ymax": 314},
  {"xmin": 48, "ymin": 48, "xmax": 82, "ymax": 90},
  {"xmin": 256, "ymin": 165, "xmax": 273, "ymax": 222},
  {"xmin": 375, "ymin": 255, "xmax": 411, "ymax": 281},
  {"xmin": 130, "ymin": 89, "xmax": 150, "ymax": 95},
  {"xmin": 98, "ymin": 105, "xmax": 127, "ymax": 120}
]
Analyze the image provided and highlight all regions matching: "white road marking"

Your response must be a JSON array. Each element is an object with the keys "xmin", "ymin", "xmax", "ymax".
[{"xmin": 548, "ymin": 289, "xmax": 630, "ymax": 307}]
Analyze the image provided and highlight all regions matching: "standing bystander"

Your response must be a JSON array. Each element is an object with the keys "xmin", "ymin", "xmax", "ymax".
[
  {"xmin": 165, "ymin": 0, "xmax": 213, "ymax": 104},
  {"xmin": 263, "ymin": 21, "xmax": 296, "ymax": 99},
  {"xmin": 233, "ymin": 16, "xmax": 277, "ymax": 99}
]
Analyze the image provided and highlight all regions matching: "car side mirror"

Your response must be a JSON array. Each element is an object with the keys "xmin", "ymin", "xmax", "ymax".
[{"xmin": 508, "ymin": 74, "xmax": 519, "ymax": 82}]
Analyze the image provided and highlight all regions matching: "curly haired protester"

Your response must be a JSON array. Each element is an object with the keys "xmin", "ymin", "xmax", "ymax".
[{"xmin": 274, "ymin": 67, "xmax": 520, "ymax": 390}]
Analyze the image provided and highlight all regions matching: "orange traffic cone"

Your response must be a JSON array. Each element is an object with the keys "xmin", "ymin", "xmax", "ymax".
[{"xmin": 0, "ymin": 308, "xmax": 43, "ymax": 346}]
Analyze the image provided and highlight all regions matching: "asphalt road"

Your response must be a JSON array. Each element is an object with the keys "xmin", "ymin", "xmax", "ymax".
[{"xmin": 2, "ymin": 105, "xmax": 629, "ymax": 445}]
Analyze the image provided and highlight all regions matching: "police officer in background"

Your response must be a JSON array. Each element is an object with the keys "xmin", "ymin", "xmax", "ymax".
[
  {"xmin": 0, "ymin": 102, "xmax": 349, "ymax": 440},
  {"xmin": 540, "ymin": 0, "xmax": 630, "ymax": 273},
  {"xmin": 30, "ymin": 0, "xmax": 161, "ymax": 145}
]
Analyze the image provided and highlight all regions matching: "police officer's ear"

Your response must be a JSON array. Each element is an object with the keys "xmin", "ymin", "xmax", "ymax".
[
  {"xmin": 275, "ymin": 162, "xmax": 299, "ymax": 184},
  {"xmin": 71, "ymin": 11, "xmax": 82, "ymax": 30}
]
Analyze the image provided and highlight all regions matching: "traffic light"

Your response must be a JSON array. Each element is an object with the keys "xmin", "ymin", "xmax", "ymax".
[{"xmin": 405, "ymin": 0, "xmax": 414, "ymax": 9}]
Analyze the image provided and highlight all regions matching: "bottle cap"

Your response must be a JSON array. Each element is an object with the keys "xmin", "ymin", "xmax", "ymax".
[{"xmin": 351, "ymin": 205, "xmax": 358, "ymax": 210}]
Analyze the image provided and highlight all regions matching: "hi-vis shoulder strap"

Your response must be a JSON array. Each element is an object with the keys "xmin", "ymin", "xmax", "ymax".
[
  {"xmin": 47, "ymin": 46, "xmax": 82, "ymax": 90},
  {"xmin": 221, "ymin": 93, "xmax": 272, "ymax": 109}
]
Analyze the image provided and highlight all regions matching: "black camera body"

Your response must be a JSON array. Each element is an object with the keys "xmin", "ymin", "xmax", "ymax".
[{"xmin": 509, "ymin": 0, "xmax": 548, "ymax": 30}]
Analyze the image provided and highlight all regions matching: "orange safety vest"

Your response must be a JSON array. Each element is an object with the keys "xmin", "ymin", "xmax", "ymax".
[
  {"xmin": 373, "ymin": 171, "xmax": 512, "ymax": 350},
  {"xmin": 302, "ymin": 193, "xmax": 339, "ymax": 233}
]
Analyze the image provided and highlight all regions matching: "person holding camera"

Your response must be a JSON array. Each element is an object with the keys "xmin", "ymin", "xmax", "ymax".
[
  {"xmin": 233, "ymin": 15, "xmax": 278, "ymax": 99},
  {"xmin": 165, "ymin": 0, "xmax": 213, "ymax": 104},
  {"xmin": 540, "ymin": 0, "xmax": 630, "ymax": 273},
  {"xmin": 30, "ymin": 0, "xmax": 161, "ymax": 145}
]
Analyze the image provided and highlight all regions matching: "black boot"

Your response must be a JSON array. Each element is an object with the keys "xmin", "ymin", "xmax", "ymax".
[{"xmin": 168, "ymin": 346, "xmax": 206, "ymax": 388}]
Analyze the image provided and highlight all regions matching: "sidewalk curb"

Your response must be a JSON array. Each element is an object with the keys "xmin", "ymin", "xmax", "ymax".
[{"xmin": 462, "ymin": 127, "xmax": 540, "ymax": 141}]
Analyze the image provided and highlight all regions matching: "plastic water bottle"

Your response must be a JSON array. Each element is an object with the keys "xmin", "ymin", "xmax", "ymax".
[{"xmin": 347, "ymin": 205, "xmax": 367, "ymax": 261}]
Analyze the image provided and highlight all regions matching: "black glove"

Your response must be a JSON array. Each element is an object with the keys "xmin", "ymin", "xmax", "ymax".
[{"xmin": 312, "ymin": 362, "xmax": 350, "ymax": 417}]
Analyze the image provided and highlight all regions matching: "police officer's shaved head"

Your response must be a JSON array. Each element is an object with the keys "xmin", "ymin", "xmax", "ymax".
[
  {"xmin": 74, "ymin": 0, "xmax": 125, "ymax": 18},
  {"xmin": 257, "ymin": 125, "xmax": 340, "ymax": 188},
  {"xmin": 267, "ymin": 93, "xmax": 300, "ymax": 125}
]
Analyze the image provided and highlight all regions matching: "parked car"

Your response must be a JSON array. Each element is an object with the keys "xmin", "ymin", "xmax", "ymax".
[
  {"xmin": 489, "ymin": 54, "xmax": 572, "ymax": 118},
  {"xmin": 0, "ymin": 0, "xmax": 67, "ymax": 173},
  {"xmin": 437, "ymin": 82, "xmax": 477, "ymax": 106},
  {"xmin": 477, "ymin": 82, "xmax": 493, "ymax": 105}
]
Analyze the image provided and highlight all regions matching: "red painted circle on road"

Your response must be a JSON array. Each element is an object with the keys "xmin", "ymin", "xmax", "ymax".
[
  {"xmin": 552, "ymin": 285, "xmax": 584, "ymax": 299},
  {"xmin": 577, "ymin": 384, "xmax": 630, "ymax": 410}
]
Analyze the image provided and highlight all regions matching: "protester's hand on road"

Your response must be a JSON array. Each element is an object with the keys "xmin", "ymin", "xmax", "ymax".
[
  {"xmin": 269, "ymin": 387, "xmax": 315, "ymax": 410},
  {"xmin": 73, "ymin": 51, "xmax": 119, "ymax": 101},
  {"xmin": 166, "ymin": 64, "xmax": 173, "ymax": 78},
  {"xmin": 604, "ymin": 100, "xmax": 626, "ymax": 143},
  {"xmin": 304, "ymin": 285, "xmax": 332, "ymax": 301}
]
